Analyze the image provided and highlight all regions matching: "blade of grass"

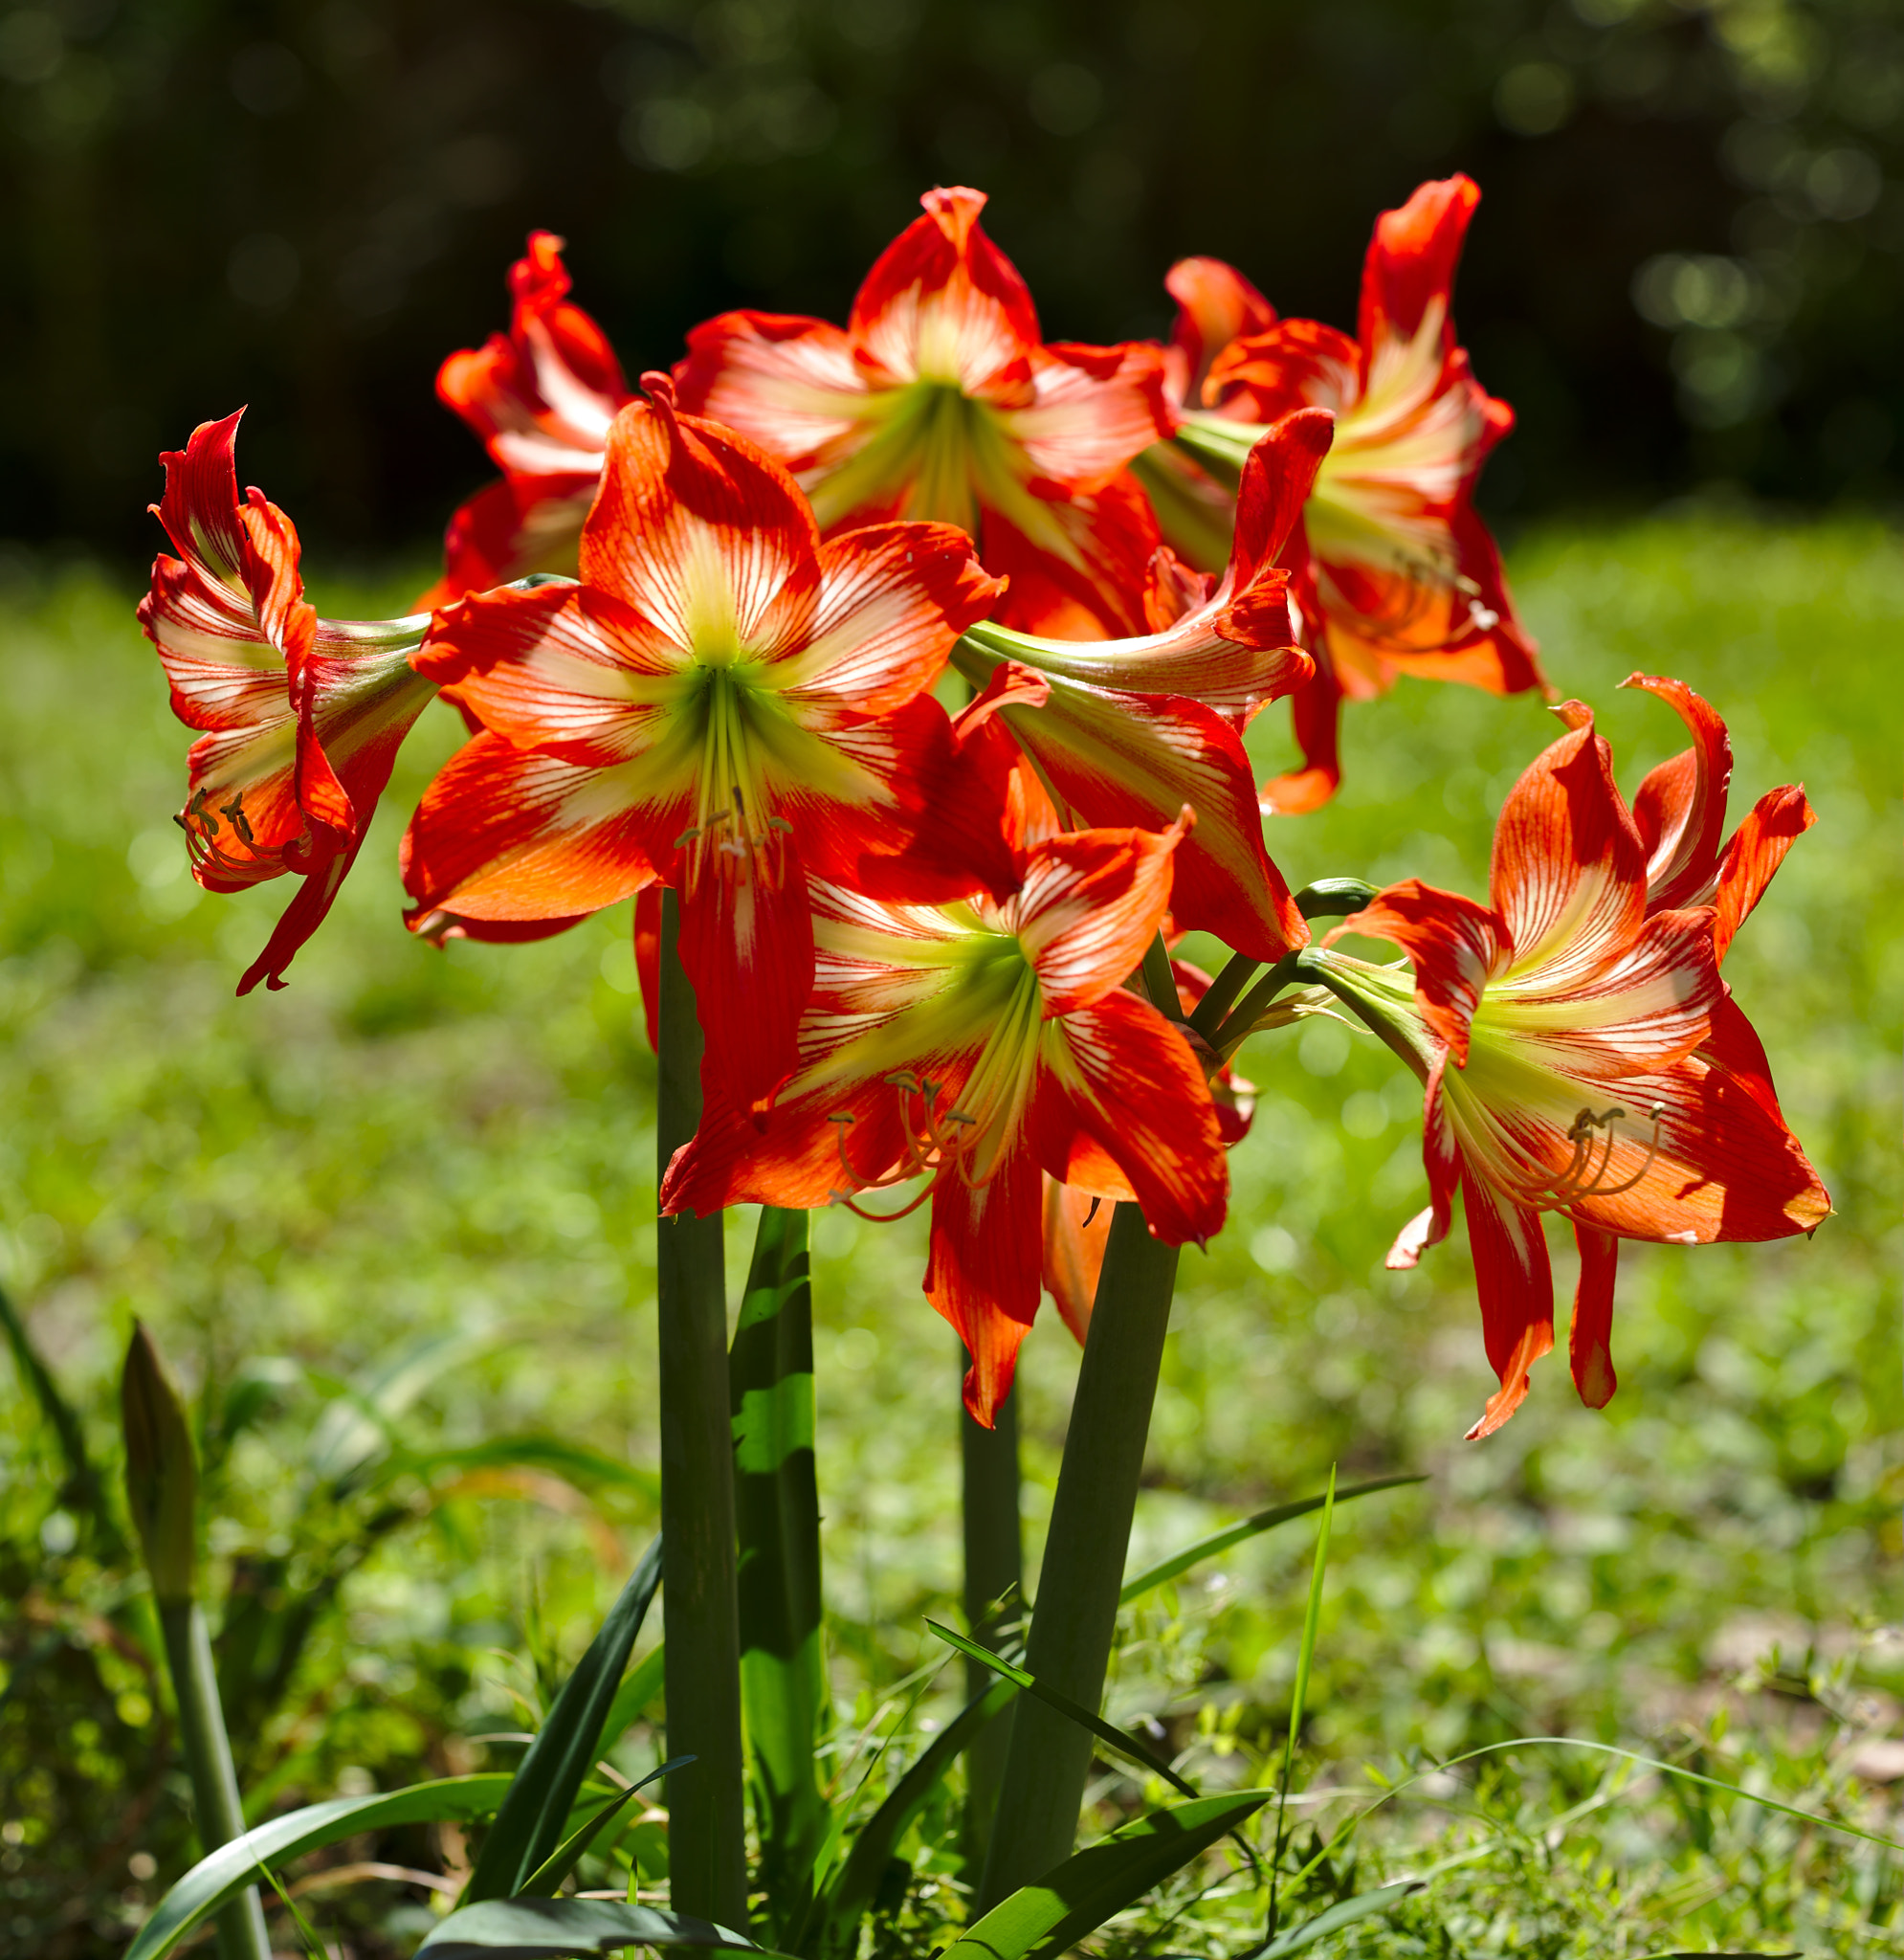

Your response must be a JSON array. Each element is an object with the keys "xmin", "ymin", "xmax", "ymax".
[
  {"xmin": 412, "ymin": 1897, "xmax": 778, "ymax": 1957},
  {"xmin": 518, "ymin": 1756, "xmax": 690, "ymax": 1897},
  {"xmin": 1118, "ymin": 1475, "xmax": 1421, "ymax": 1605},
  {"xmin": 1266, "ymin": 1466, "xmax": 1335, "ymax": 1947}
]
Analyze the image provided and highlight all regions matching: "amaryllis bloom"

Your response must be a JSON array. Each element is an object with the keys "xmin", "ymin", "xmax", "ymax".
[
  {"xmin": 661, "ymin": 818, "xmax": 1229, "ymax": 1422},
  {"xmin": 1309, "ymin": 700, "xmax": 1827, "ymax": 1437},
  {"xmin": 674, "ymin": 186, "xmax": 1173, "ymax": 639},
  {"xmin": 140, "ymin": 412, "xmax": 435, "ymax": 993},
  {"xmin": 945, "ymin": 410, "xmax": 1334, "ymax": 965},
  {"xmin": 427, "ymin": 232, "xmax": 633, "ymax": 603},
  {"xmin": 1168, "ymin": 177, "xmax": 1546, "ymax": 814},
  {"xmin": 402, "ymin": 376, "xmax": 1007, "ymax": 1117}
]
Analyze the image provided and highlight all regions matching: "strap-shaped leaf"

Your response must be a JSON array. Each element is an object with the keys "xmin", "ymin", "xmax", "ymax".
[
  {"xmin": 811, "ymin": 1677, "xmax": 1017, "ymax": 1958},
  {"xmin": 938, "ymin": 1789, "xmax": 1272, "ymax": 1960},
  {"xmin": 730, "ymin": 1206, "xmax": 829, "ymax": 1943},
  {"xmin": 124, "ymin": 1775, "xmax": 513, "ymax": 1960},
  {"xmin": 464, "ymin": 1535, "xmax": 664, "ymax": 1902},
  {"xmin": 1119, "ymin": 1476, "xmax": 1422, "ymax": 1605},
  {"xmin": 518, "ymin": 1755, "xmax": 690, "ymax": 1897},
  {"xmin": 1248, "ymin": 1880, "xmax": 1417, "ymax": 1956},
  {"xmin": 925, "ymin": 1620, "xmax": 1196, "ymax": 1799},
  {"xmin": 591, "ymin": 1643, "xmax": 666, "ymax": 1763},
  {"xmin": 414, "ymin": 1897, "xmax": 774, "ymax": 1958}
]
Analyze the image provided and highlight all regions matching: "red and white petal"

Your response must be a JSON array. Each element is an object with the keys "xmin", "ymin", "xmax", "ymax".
[
  {"xmin": 423, "ymin": 476, "xmax": 596, "ymax": 606},
  {"xmin": 1562, "ymin": 1039, "xmax": 1830, "ymax": 1247},
  {"xmin": 1222, "ymin": 410, "xmax": 1335, "ymax": 621},
  {"xmin": 1030, "ymin": 989, "xmax": 1228, "ymax": 1247},
  {"xmin": 234, "ymin": 839, "xmax": 358, "ymax": 996},
  {"xmin": 1014, "ymin": 818, "xmax": 1185, "ymax": 1014},
  {"xmin": 1622, "ymin": 673, "xmax": 1734, "ymax": 910},
  {"xmin": 982, "ymin": 469, "xmax": 1162, "ymax": 640},
  {"xmin": 153, "ymin": 411, "xmax": 251, "ymax": 586},
  {"xmin": 1488, "ymin": 714, "xmax": 1649, "ymax": 990},
  {"xmin": 1568, "ymin": 1223, "xmax": 1620, "ymax": 1410},
  {"xmin": 1336, "ymin": 879, "xmax": 1508, "ymax": 1066},
  {"xmin": 1387, "ymin": 1051, "xmax": 1461, "ymax": 1269},
  {"xmin": 926, "ymin": 1142, "xmax": 1046, "ymax": 1428},
  {"xmin": 850, "ymin": 187, "xmax": 1042, "ymax": 402},
  {"xmin": 1206, "ymin": 319, "xmax": 1360, "ymax": 425},
  {"xmin": 676, "ymin": 826, "xmax": 815, "ymax": 1118},
  {"xmin": 1499, "ymin": 905, "xmax": 1720, "ymax": 1082},
  {"xmin": 1003, "ymin": 341, "xmax": 1174, "ymax": 492},
  {"xmin": 402, "ymin": 733, "xmax": 666, "ymax": 927},
  {"xmin": 1707, "ymin": 782, "xmax": 1814, "ymax": 963},
  {"xmin": 1458, "ymin": 1176, "xmax": 1555, "ymax": 1440},
  {"xmin": 769, "ymin": 521, "xmax": 1003, "ymax": 709},
  {"xmin": 580, "ymin": 388, "xmax": 819, "ymax": 649},
  {"xmin": 417, "ymin": 583, "xmax": 685, "ymax": 754},
  {"xmin": 1358, "ymin": 175, "xmax": 1479, "ymax": 368},
  {"xmin": 673, "ymin": 311, "xmax": 875, "ymax": 475},
  {"xmin": 1164, "ymin": 256, "xmax": 1277, "ymax": 408},
  {"xmin": 1042, "ymin": 1175, "xmax": 1110, "ymax": 1344}
]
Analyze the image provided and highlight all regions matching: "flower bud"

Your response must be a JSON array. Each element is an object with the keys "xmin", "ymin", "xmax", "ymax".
[{"xmin": 121, "ymin": 1321, "xmax": 198, "ymax": 1604}]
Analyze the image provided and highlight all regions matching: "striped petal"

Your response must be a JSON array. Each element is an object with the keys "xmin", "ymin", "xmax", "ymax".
[
  {"xmin": 927, "ymin": 1141, "xmax": 1045, "ymax": 1427},
  {"xmin": 1622, "ymin": 672, "xmax": 1734, "ymax": 910},
  {"xmin": 1164, "ymin": 256, "xmax": 1276, "ymax": 409},
  {"xmin": 1014, "ymin": 818, "xmax": 1184, "ymax": 1014},
  {"xmin": 1459, "ymin": 1175, "xmax": 1554, "ymax": 1440}
]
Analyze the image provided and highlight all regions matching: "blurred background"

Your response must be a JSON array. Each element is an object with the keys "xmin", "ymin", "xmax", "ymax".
[{"xmin": 4, "ymin": 0, "xmax": 1903, "ymax": 564}]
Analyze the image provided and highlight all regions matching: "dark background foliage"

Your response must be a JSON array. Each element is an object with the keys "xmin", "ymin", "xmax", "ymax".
[{"xmin": 3, "ymin": 0, "xmax": 1902, "ymax": 562}]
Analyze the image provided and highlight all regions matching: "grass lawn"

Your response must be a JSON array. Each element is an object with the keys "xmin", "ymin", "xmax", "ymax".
[{"xmin": 1, "ymin": 515, "xmax": 1899, "ymax": 1956}]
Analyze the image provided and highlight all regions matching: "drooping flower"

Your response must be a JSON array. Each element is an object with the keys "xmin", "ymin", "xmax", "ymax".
[
  {"xmin": 661, "ymin": 816, "xmax": 1229, "ymax": 1422},
  {"xmin": 1165, "ymin": 177, "xmax": 1547, "ymax": 813},
  {"xmin": 426, "ymin": 232, "xmax": 633, "ymax": 604},
  {"xmin": 140, "ymin": 411, "xmax": 436, "ymax": 993},
  {"xmin": 945, "ymin": 410, "xmax": 1334, "ymax": 964},
  {"xmin": 402, "ymin": 376, "xmax": 1008, "ymax": 1117},
  {"xmin": 1308, "ymin": 699, "xmax": 1828, "ymax": 1437},
  {"xmin": 674, "ymin": 186, "xmax": 1174, "ymax": 638}
]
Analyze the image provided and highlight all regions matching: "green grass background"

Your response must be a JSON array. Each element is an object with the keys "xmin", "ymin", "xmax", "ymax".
[{"xmin": 1, "ymin": 518, "xmax": 1899, "ymax": 1954}]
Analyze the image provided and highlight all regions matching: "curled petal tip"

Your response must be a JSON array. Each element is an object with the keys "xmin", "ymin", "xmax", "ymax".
[
  {"xmin": 1549, "ymin": 698, "xmax": 1594, "ymax": 731},
  {"xmin": 640, "ymin": 368, "xmax": 678, "ymax": 412}
]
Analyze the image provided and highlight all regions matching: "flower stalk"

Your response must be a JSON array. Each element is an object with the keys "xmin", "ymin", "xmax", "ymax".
[
  {"xmin": 653, "ymin": 890, "xmax": 748, "ymax": 1927},
  {"xmin": 977, "ymin": 1202, "xmax": 1182, "ymax": 1907},
  {"xmin": 122, "ymin": 1324, "xmax": 272, "ymax": 1960},
  {"xmin": 959, "ymin": 1370, "xmax": 1022, "ymax": 1857}
]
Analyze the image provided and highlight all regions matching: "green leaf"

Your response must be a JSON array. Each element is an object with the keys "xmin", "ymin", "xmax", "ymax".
[
  {"xmin": 925, "ymin": 1619, "xmax": 1196, "ymax": 1800},
  {"xmin": 938, "ymin": 1789, "xmax": 1272, "ymax": 1960},
  {"xmin": 124, "ymin": 1775, "xmax": 513, "ymax": 1960},
  {"xmin": 383, "ymin": 1434, "xmax": 661, "ymax": 1503},
  {"xmin": 517, "ymin": 1755, "xmax": 688, "ymax": 1897},
  {"xmin": 1266, "ymin": 1469, "xmax": 1336, "ymax": 1946},
  {"xmin": 464, "ymin": 1534, "xmax": 665, "ymax": 1903},
  {"xmin": 812, "ymin": 1676, "xmax": 1017, "ymax": 1959},
  {"xmin": 414, "ymin": 1898, "xmax": 774, "ymax": 1959},
  {"xmin": 1118, "ymin": 1475, "xmax": 1421, "ymax": 1605},
  {"xmin": 0, "ymin": 1278, "xmax": 120, "ymax": 1551},
  {"xmin": 1251, "ymin": 1880, "xmax": 1417, "ymax": 1955},
  {"xmin": 305, "ymin": 1325, "xmax": 510, "ymax": 1489},
  {"xmin": 730, "ymin": 1206, "xmax": 829, "ymax": 1945},
  {"xmin": 592, "ymin": 1642, "xmax": 666, "ymax": 1763}
]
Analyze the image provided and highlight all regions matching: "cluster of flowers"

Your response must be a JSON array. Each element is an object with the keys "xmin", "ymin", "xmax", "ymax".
[{"xmin": 141, "ymin": 179, "xmax": 1827, "ymax": 1439}]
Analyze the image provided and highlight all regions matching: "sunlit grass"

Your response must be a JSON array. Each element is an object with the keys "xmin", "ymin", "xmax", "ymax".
[{"xmin": 1, "ymin": 517, "xmax": 1898, "ymax": 1953}]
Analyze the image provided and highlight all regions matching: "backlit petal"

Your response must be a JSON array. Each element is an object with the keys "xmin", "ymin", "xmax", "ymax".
[
  {"xmin": 1568, "ymin": 1223, "xmax": 1619, "ymax": 1410},
  {"xmin": 1622, "ymin": 673, "xmax": 1734, "ymax": 909},
  {"xmin": 1459, "ymin": 1176, "xmax": 1554, "ymax": 1439},
  {"xmin": 1015, "ymin": 820, "xmax": 1185, "ymax": 1014},
  {"xmin": 926, "ymin": 1143, "xmax": 1044, "ymax": 1427}
]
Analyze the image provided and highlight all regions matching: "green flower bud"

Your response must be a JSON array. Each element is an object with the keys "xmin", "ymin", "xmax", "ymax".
[{"xmin": 120, "ymin": 1320, "xmax": 198, "ymax": 1604}]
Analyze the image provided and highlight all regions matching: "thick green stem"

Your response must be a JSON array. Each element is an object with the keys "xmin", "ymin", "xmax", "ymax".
[
  {"xmin": 157, "ymin": 1600, "xmax": 271, "ymax": 1960},
  {"xmin": 977, "ymin": 1204, "xmax": 1181, "ymax": 1908},
  {"xmin": 654, "ymin": 892, "xmax": 748, "ymax": 1927},
  {"xmin": 959, "ymin": 1366, "xmax": 1022, "ymax": 1859}
]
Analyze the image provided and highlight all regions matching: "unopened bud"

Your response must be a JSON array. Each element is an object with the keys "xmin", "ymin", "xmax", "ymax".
[{"xmin": 121, "ymin": 1321, "xmax": 198, "ymax": 1604}]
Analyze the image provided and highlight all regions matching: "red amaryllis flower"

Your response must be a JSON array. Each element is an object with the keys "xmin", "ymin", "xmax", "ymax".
[
  {"xmin": 402, "ymin": 376, "xmax": 1007, "ymax": 1117},
  {"xmin": 945, "ymin": 410, "xmax": 1333, "ymax": 965},
  {"xmin": 1170, "ymin": 177, "xmax": 1546, "ymax": 813},
  {"xmin": 674, "ymin": 186, "xmax": 1173, "ymax": 638},
  {"xmin": 140, "ymin": 412, "xmax": 436, "ymax": 993},
  {"xmin": 426, "ymin": 232, "xmax": 633, "ymax": 603},
  {"xmin": 661, "ymin": 817, "xmax": 1229, "ymax": 1422},
  {"xmin": 1309, "ymin": 699, "xmax": 1827, "ymax": 1437}
]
